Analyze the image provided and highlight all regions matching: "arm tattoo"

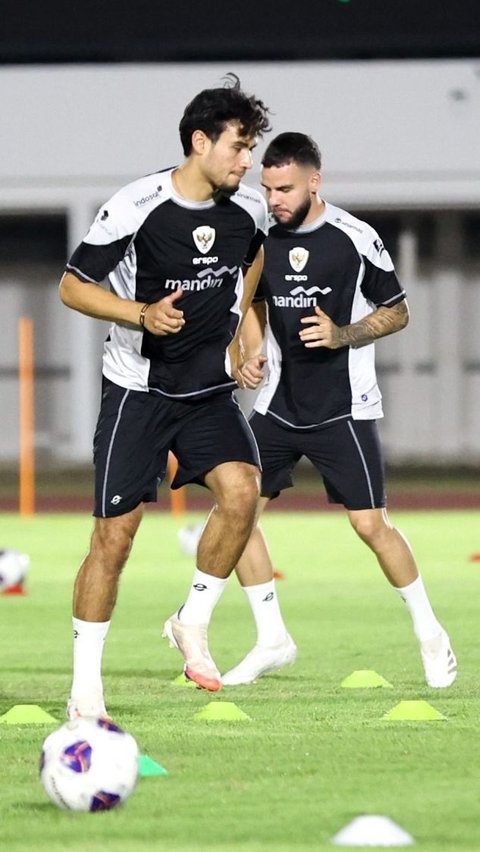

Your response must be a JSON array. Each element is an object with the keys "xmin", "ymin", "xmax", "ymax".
[{"xmin": 337, "ymin": 300, "xmax": 409, "ymax": 348}]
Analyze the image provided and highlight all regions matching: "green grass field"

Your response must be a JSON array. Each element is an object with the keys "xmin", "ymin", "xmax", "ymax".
[{"xmin": 0, "ymin": 509, "xmax": 479, "ymax": 851}]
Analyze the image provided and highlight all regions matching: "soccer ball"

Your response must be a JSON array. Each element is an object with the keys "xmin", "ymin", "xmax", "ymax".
[
  {"xmin": 0, "ymin": 549, "xmax": 30, "ymax": 590},
  {"xmin": 40, "ymin": 717, "xmax": 139, "ymax": 811},
  {"xmin": 177, "ymin": 523, "xmax": 203, "ymax": 557}
]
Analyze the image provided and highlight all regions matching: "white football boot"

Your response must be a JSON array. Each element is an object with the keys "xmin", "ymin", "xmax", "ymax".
[
  {"xmin": 420, "ymin": 629, "xmax": 457, "ymax": 688},
  {"xmin": 163, "ymin": 612, "xmax": 221, "ymax": 691},
  {"xmin": 222, "ymin": 634, "xmax": 297, "ymax": 686}
]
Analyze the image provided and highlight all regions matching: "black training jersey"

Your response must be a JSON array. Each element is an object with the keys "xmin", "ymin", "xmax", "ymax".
[
  {"xmin": 254, "ymin": 202, "xmax": 406, "ymax": 429},
  {"xmin": 66, "ymin": 168, "xmax": 268, "ymax": 398}
]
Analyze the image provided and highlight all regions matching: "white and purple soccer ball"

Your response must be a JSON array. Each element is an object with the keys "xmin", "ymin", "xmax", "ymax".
[
  {"xmin": 39, "ymin": 717, "xmax": 139, "ymax": 812},
  {"xmin": 0, "ymin": 549, "xmax": 30, "ymax": 590}
]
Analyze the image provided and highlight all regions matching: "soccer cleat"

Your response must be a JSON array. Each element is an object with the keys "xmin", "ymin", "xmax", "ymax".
[
  {"xmin": 162, "ymin": 613, "xmax": 222, "ymax": 692},
  {"xmin": 66, "ymin": 692, "xmax": 110, "ymax": 722},
  {"xmin": 420, "ymin": 629, "xmax": 457, "ymax": 688},
  {"xmin": 222, "ymin": 634, "xmax": 297, "ymax": 686}
]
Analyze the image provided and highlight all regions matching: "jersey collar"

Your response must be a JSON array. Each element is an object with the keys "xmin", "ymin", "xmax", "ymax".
[
  {"xmin": 287, "ymin": 201, "xmax": 328, "ymax": 234},
  {"xmin": 168, "ymin": 168, "xmax": 217, "ymax": 210}
]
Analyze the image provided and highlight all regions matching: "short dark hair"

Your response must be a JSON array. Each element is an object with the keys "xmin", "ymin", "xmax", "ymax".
[
  {"xmin": 179, "ymin": 73, "xmax": 271, "ymax": 156},
  {"xmin": 262, "ymin": 132, "xmax": 321, "ymax": 170}
]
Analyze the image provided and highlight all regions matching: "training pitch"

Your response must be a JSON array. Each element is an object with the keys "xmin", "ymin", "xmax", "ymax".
[{"xmin": 0, "ymin": 510, "xmax": 478, "ymax": 851}]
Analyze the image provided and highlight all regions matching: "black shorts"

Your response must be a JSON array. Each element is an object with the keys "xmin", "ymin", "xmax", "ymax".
[
  {"xmin": 93, "ymin": 378, "xmax": 261, "ymax": 517},
  {"xmin": 249, "ymin": 413, "xmax": 386, "ymax": 510}
]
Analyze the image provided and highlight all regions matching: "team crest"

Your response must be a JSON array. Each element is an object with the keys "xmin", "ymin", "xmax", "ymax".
[
  {"xmin": 289, "ymin": 247, "xmax": 309, "ymax": 272},
  {"xmin": 192, "ymin": 226, "xmax": 216, "ymax": 254}
]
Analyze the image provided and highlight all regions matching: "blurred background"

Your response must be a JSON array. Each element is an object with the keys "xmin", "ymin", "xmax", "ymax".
[{"xmin": 1, "ymin": 0, "xmax": 479, "ymax": 510}]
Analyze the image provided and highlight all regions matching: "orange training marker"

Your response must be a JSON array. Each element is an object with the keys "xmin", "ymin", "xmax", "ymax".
[{"xmin": 18, "ymin": 317, "xmax": 35, "ymax": 517}]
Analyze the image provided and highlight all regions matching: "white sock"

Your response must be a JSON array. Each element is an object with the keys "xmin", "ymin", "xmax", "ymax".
[
  {"xmin": 394, "ymin": 575, "xmax": 442, "ymax": 642},
  {"xmin": 243, "ymin": 580, "xmax": 288, "ymax": 647},
  {"xmin": 178, "ymin": 569, "xmax": 228, "ymax": 625},
  {"xmin": 70, "ymin": 617, "xmax": 110, "ymax": 699}
]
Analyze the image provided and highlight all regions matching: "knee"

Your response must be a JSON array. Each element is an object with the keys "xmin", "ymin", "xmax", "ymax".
[
  {"xmin": 241, "ymin": 467, "xmax": 261, "ymax": 502},
  {"xmin": 218, "ymin": 466, "xmax": 260, "ymax": 519},
  {"xmin": 90, "ymin": 519, "xmax": 136, "ymax": 570},
  {"xmin": 349, "ymin": 510, "xmax": 391, "ymax": 547},
  {"xmin": 234, "ymin": 471, "xmax": 260, "ymax": 515}
]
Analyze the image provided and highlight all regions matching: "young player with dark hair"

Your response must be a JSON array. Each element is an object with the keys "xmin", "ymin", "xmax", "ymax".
[{"xmin": 59, "ymin": 75, "xmax": 271, "ymax": 716}]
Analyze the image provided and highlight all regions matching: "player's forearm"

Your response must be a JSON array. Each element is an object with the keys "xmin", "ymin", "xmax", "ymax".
[
  {"xmin": 59, "ymin": 272, "xmax": 145, "ymax": 327},
  {"xmin": 229, "ymin": 301, "xmax": 266, "ymax": 380},
  {"xmin": 337, "ymin": 300, "xmax": 409, "ymax": 348},
  {"xmin": 232, "ymin": 249, "xmax": 265, "ymax": 360},
  {"xmin": 239, "ymin": 247, "xmax": 264, "ymax": 313},
  {"xmin": 240, "ymin": 302, "xmax": 266, "ymax": 360}
]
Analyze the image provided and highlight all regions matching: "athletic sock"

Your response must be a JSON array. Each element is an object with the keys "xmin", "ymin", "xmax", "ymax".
[
  {"xmin": 242, "ymin": 579, "xmax": 288, "ymax": 647},
  {"xmin": 70, "ymin": 617, "xmax": 110, "ymax": 699},
  {"xmin": 178, "ymin": 569, "xmax": 228, "ymax": 625},
  {"xmin": 393, "ymin": 575, "xmax": 442, "ymax": 642}
]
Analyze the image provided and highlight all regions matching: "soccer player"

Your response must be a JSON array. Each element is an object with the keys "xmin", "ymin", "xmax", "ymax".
[
  {"xmin": 222, "ymin": 132, "xmax": 457, "ymax": 689},
  {"xmin": 59, "ymin": 75, "xmax": 271, "ymax": 717}
]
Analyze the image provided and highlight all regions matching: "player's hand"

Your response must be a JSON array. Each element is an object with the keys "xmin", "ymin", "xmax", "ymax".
[
  {"xmin": 236, "ymin": 355, "xmax": 268, "ymax": 389},
  {"xmin": 142, "ymin": 288, "xmax": 185, "ymax": 336},
  {"xmin": 299, "ymin": 306, "xmax": 343, "ymax": 349}
]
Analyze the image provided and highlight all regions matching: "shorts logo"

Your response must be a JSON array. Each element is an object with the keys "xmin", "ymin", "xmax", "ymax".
[
  {"xmin": 192, "ymin": 226, "xmax": 216, "ymax": 254},
  {"xmin": 110, "ymin": 495, "xmax": 122, "ymax": 505},
  {"xmin": 289, "ymin": 247, "xmax": 309, "ymax": 273}
]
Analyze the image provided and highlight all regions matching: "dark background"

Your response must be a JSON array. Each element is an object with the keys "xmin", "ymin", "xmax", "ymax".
[{"xmin": 2, "ymin": 0, "xmax": 480, "ymax": 64}]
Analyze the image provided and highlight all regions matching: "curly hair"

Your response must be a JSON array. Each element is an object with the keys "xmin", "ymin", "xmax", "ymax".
[{"xmin": 179, "ymin": 73, "xmax": 271, "ymax": 156}]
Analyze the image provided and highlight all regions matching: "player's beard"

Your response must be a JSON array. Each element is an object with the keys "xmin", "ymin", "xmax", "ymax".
[{"xmin": 273, "ymin": 196, "xmax": 312, "ymax": 231}]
